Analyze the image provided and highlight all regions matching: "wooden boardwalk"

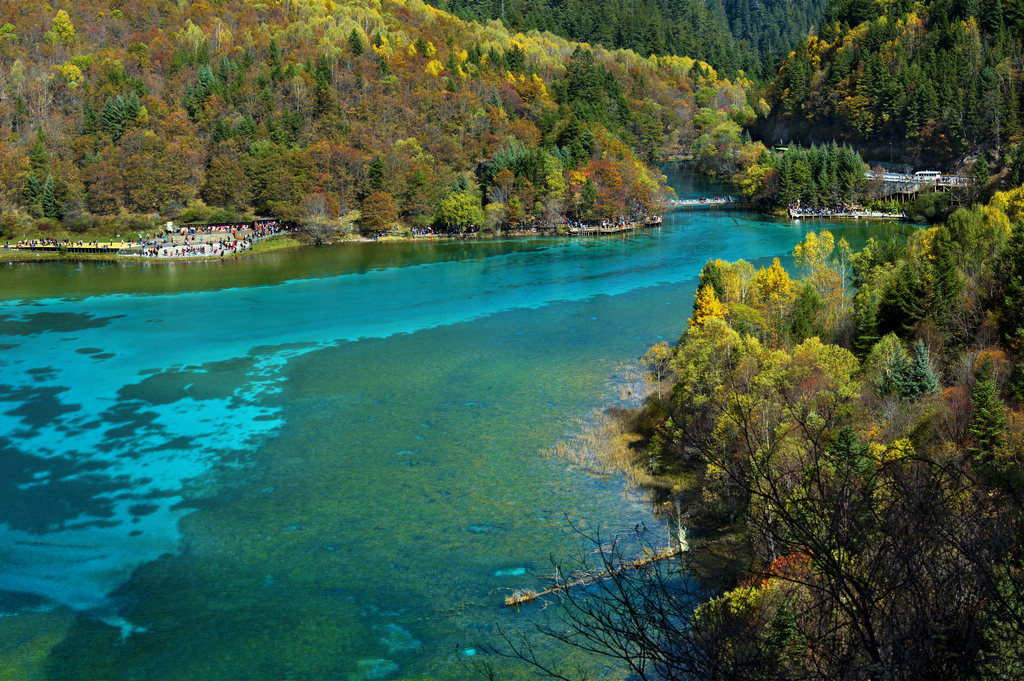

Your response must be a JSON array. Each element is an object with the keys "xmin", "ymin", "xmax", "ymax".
[
  {"xmin": 669, "ymin": 197, "xmax": 756, "ymax": 211},
  {"xmin": 5, "ymin": 242, "xmax": 133, "ymax": 254},
  {"xmin": 568, "ymin": 216, "xmax": 663, "ymax": 235},
  {"xmin": 788, "ymin": 208, "xmax": 906, "ymax": 221}
]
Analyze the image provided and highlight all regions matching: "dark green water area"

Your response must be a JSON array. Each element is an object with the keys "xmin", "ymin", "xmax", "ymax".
[{"xmin": 0, "ymin": 167, "xmax": 913, "ymax": 680}]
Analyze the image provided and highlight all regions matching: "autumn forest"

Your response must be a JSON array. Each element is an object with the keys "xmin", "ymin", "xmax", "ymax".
[{"xmin": 0, "ymin": 0, "xmax": 768, "ymax": 240}]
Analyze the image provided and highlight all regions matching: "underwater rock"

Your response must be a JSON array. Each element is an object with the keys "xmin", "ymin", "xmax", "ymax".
[
  {"xmin": 493, "ymin": 567, "xmax": 527, "ymax": 577},
  {"xmin": 379, "ymin": 622, "xmax": 422, "ymax": 654},
  {"xmin": 466, "ymin": 524, "xmax": 503, "ymax": 535},
  {"xmin": 347, "ymin": 658, "xmax": 399, "ymax": 681}
]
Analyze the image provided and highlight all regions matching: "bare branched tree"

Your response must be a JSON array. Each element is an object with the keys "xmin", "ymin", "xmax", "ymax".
[{"xmin": 301, "ymin": 194, "xmax": 337, "ymax": 246}]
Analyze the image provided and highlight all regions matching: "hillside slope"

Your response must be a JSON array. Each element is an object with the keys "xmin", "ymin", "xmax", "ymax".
[
  {"xmin": 765, "ymin": 0, "xmax": 1024, "ymax": 169},
  {"xmin": 0, "ymin": 0, "xmax": 757, "ymax": 238},
  {"xmin": 428, "ymin": 0, "xmax": 830, "ymax": 79}
]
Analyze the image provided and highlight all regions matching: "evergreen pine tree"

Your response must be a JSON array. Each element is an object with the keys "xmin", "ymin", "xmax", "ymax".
[
  {"xmin": 348, "ymin": 28, "xmax": 364, "ymax": 56},
  {"xmin": 697, "ymin": 259, "xmax": 725, "ymax": 300},
  {"xmin": 788, "ymin": 282, "xmax": 827, "ymax": 343},
  {"xmin": 930, "ymin": 225, "xmax": 962, "ymax": 325},
  {"xmin": 29, "ymin": 127, "xmax": 48, "ymax": 175},
  {"xmin": 827, "ymin": 426, "xmax": 874, "ymax": 491},
  {"xmin": 1009, "ymin": 143, "xmax": 1024, "ymax": 189},
  {"xmin": 102, "ymin": 95, "xmax": 129, "ymax": 142},
  {"xmin": 124, "ymin": 91, "xmax": 141, "ymax": 120},
  {"xmin": 877, "ymin": 349, "xmax": 911, "ymax": 397},
  {"xmin": 852, "ymin": 294, "xmax": 880, "ymax": 359},
  {"xmin": 41, "ymin": 175, "xmax": 59, "ymax": 219},
  {"xmin": 997, "ymin": 226, "xmax": 1024, "ymax": 343},
  {"xmin": 904, "ymin": 339, "xmax": 940, "ymax": 397},
  {"xmin": 970, "ymin": 156, "xmax": 991, "ymax": 204},
  {"xmin": 13, "ymin": 94, "xmax": 27, "ymax": 134},
  {"xmin": 23, "ymin": 170, "xmax": 42, "ymax": 208},
  {"xmin": 82, "ymin": 99, "xmax": 99, "ymax": 136},
  {"xmin": 238, "ymin": 115, "xmax": 257, "ymax": 139},
  {"xmin": 366, "ymin": 155, "xmax": 386, "ymax": 193},
  {"xmin": 969, "ymin": 357, "xmax": 1007, "ymax": 460},
  {"xmin": 877, "ymin": 262, "xmax": 925, "ymax": 337},
  {"xmin": 268, "ymin": 38, "xmax": 283, "ymax": 78},
  {"xmin": 314, "ymin": 55, "xmax": 333, "ymax": 114}
]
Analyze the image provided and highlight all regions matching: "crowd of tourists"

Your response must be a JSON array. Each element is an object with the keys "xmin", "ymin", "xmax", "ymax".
[
  {"xmin": 134, "ymin": 220, "xmax": 287, "ymax": 258},
  {"xmin": 138, "ymin": 237, "xmax": 255, "ymax": 258},
  {"xmin": 5, "ymin": 220, "xmax": 291, "ymax": 259}
]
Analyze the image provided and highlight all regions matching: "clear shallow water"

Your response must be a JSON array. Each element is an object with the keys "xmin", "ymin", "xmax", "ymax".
[{"xmin": 0, "ymin": 167, "xmax": 912, "ymax": 679}]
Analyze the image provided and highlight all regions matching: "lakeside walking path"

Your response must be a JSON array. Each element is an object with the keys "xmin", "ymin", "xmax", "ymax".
[
  {"xmin": 788, "ymin": 206, "xmax": 907, "ymax": 220},
  {"xmin": 5, "ymin": 222, "xmax": 291, "ymax": 259}
]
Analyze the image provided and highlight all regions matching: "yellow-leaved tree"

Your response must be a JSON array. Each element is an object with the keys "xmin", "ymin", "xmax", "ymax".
[
  {"xmin": 793, "ymin": 230, "xmax": 835, "ymax": 278},
  {"xmin": 642, "ymin": 341, "xmax": 674, "ymax": 395},
  {"xmin": 689, "ymin": 284, "xmax": 728, "ymax": 328},
  {"xmin": 46, "ymin": 10, "xmax": 75, "ymax": 47},
  {"xmin": 752, "ymin": 257, "xmax": 796, "ymax": 342}
]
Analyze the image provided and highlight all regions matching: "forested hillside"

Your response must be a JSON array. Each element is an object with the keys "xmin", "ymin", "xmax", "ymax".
[
  {"xmin": 429, "ymin": 0, "xmax": 829, "ymax": 79},
  {"xmin": 768, "ymin": 0, "xmax": 1024, "ymax": 168},
  {"xmin": 723, "ymin": 0, "xmax": 829, "ymax": 75},
  {"xmin": 0, "ymin": 0, "xmax": 759, "ymax": 238}
]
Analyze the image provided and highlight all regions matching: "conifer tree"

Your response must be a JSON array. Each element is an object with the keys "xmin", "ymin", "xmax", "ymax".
[
  {"xmin": 348, "ymin": 28, "xmax": 364, "ymax": 56},
  {"xmin": 970, "ymin": 156, "xmax": 992, "ymax": 204},
  {"xmin": 852, "ymin": 292, "xmax": 880, "ymax": 359},
  {"xmin": 82, "ymin": 99, "xmax": 99, "ymax": 136},
  {"xmin": 997, "ymin": 226, "xmax": 1024, "ymax": 344},
  {"xmin": 366, "ymin": 155, "xmax": 386, "ymax": 193},
  {"xmin": 788, "ymin": 282, "xmax": 827, "ymax": 344},
  {"xmin": 28, "ymin": 127, "xmax": 48, "ymax": 175},
  {"xmin": 904, "ymin": 340, "xmax": 940, "ymax": 397},
  {"xmin": 877, "ymin": 348, "xmax": 911, "ymax": 397},
  {"xmin": 102, "ymin": 95, "xmax": 130, "ymax": 142},
  {"xmin": 877, "ymin": 262, "xmax": 925, "ymax": 337},
  {"xmin": 268, "ymin": 38, "xmax": 282, "ymax": 78},
  {"xmin": 930, "ymin": 225, "xmax": 962, "ymax": 325},
  {"xmin": 1009, "ymin": 143, "xmax": 1024, "ymax": 188},
  {"xmin": 827, "ymin": 425, "xmax": 874, "ymax": 488},
  {"xmin": 42, "ymin": 175, "xmax": 59, "ymax": 219},
  {"xmin": 697, "ymin": 259, "xmax": 725, "ymax": 300},
  {"xmin": 23, "ymin": 170, "xmax": 42, "ymax": 209},
  {"xmin": 969, "ymin": 357, "xmax": 1007, "ymax": 459},
  {"xmin": 314, "ymin": 55, "xmax": 333, "ymax": 114}
]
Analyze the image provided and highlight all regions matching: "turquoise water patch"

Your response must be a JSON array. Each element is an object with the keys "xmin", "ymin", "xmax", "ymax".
[{"xmin": 0, "ymin": 344, "xmax": 295, "ymax": 614}]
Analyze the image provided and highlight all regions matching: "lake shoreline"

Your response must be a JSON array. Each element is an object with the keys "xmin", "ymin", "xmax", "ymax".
[{"xmin": 2, "ymin": 220, "xmax": 674, "ymax": 264}]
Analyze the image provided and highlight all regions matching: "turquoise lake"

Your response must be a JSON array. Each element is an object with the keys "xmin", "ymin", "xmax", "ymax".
[{"xmin": 0, "ymin": 167, "xmax": 913, "ymax": 680}]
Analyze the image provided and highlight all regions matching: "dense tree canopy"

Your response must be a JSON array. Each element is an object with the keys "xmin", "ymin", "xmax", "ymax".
[
  {"xmin": 0, "ymin": 0, "xmax": 768, "ymax": 240},
  {"xmin": 768, "ymin": 0, "xmax": 1024, "ymax": 168},
  {"xmin": 427, "ymin": 0, "xmax": 831, "ymax": 80},
  {"xmin": 509, "ymin": 201, "xmax": 1024, "ymax": 679}
]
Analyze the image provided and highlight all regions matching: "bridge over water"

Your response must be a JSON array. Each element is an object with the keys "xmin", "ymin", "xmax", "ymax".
[{"xmin": 668, "ymin": 196, "xmax": 756, "ymax": 210}]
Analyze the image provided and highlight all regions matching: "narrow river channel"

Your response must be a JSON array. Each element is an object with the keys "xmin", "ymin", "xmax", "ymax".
[{"xmin": 0, "ymin": 166, "xmax": 912, "ymax": 680}]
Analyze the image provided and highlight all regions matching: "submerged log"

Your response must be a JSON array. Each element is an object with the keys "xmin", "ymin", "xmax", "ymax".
[{"xmin": 503, "ymin": 545, "xmax": 683, "ymax": 608}]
